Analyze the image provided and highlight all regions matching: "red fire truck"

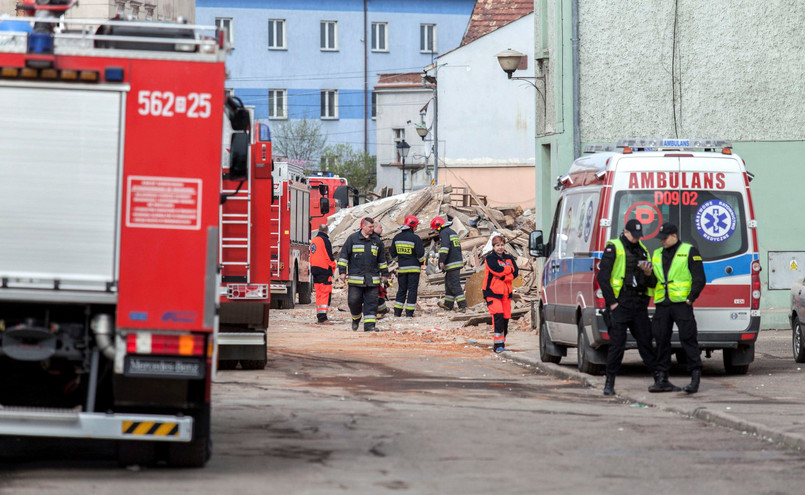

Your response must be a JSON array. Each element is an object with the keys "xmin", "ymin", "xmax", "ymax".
[
  {"xmin": 308, "ymin": 172, "xmax": 354, "ymax": 232},
  {"xmin": 217, "ymin": 110, "xmax": 271, "ymax": 370},
  {"xmin": 270, "ymin": 162, "xmax": 312, "ymax": 308},
  {"xmin": 0, "ymin": 8, "xmax": 234, "ymax": 467}
]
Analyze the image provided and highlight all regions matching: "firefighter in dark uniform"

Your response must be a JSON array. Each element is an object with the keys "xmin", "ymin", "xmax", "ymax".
[
  {"xmin": 310, "ymin": 224, "xmax": 337, "ymax": 324},
  {"xmin": 339, "ymin": 217, "xmax": 389, "ymax": 332},
  {"xmin": 597, "ymin": 219, "xmax": 669, "ymax": 396},
  {"xmin": 432, "ymin": 216, "xmax": 467, "ymax": 313},
  {"xmin": 651, "ymin": 222, "xmax": 707, "ymax": 394},
  {"xmin": 391, "ymin": 215, "xmax": 426, "ymax": 317},
  {"xmin": 372, "ymin": 222, "xmax": 391, "ymax": 318}
]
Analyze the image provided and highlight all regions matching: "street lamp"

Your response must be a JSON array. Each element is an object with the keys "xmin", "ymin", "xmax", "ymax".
[
  {"xmin": 396, "ymin": 139, "xmax": 411, "ymax": 193},
  {"xmin": 496, "ymin": 48, "xmax": 525, "ymax": 78}
]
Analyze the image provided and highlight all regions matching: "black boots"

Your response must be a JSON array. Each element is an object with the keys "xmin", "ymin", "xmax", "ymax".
[
  {"xmin": 648, "ymin": 371, "xmax": 681, "ymax": 393},
  {"xmin": 683, "ymin": 369, "xmax": 701, "ymax": 394},
  {"xmin": 603, "ymin": 374, "xmax": 616, "ymax": 396}
]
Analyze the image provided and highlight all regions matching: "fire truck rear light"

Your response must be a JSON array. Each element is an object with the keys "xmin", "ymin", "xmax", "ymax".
[
  {"xmin": 21, "ymin": 67, "xmax": 37, "ymax": 78},
  {"xmin": 1, "ymin": 67, "xmax": 19, "ymax": 78},
  {"xmin": 61, "ymin": 70, "xmax": 77, "ymax": 81},
  {"xmin": 227, "ymin": 284, "xmax": 268, "ymax": 299},
  {"xmin": 79, "ymin": 71, "xmax": 99, "ymax": 82},
  {"xmin": 125, "ymin": 332, "xmax": 206, "ymax": 356},
  {"xmin": 105, "ymin": 67, "xmax": 124, "ymax": 82}
]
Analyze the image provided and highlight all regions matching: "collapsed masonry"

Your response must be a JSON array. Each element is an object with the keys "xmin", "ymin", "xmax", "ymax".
[{"xmin": 327, "ymin": 184, "xmax": 541, "ymax": 327}]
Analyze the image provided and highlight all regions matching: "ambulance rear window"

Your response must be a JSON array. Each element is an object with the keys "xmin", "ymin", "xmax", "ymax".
[{"xmin": 611, "ymin": 190, "xmax": 747, "ymax": 261}]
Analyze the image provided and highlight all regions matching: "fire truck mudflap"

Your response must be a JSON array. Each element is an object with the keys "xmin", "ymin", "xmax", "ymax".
[{"xmin": 0, "ymin": 11, "xmax": 234, "ymax": 467}]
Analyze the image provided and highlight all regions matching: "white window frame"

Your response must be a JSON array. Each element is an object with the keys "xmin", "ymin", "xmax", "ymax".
[
  {"xmin": 420, "ymin": 23, "xmax": 436, "ymax": 53},
  {"xmin": 321, "ymin": 90, "xmax": 338, "ymax": 120},
  {"xmin": 216, "ymin": 18, "xmax": 233, "ymax": 46},
  {"xmin": 371, "ymin": 22, "xmax": 388, "ymax": 52},
  {"xmin": 269, "ymin": 89, "xmax": 287, "ymax": 120},
  {"xmin": 268, "ymin": 19, "xmax": 286, "ymax": 50},
  {"xmin": 320, "ymin": 21, "xmax": 338, "ymax": 51}
]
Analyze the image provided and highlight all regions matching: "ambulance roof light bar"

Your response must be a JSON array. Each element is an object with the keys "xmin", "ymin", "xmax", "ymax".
[
  {"xmin": 583, "ymin": 144, "xmax": 616, "ymax": 154},
  {"xmin": 615, "ymin": 138, "xmax": 733, "ymax": 152}
]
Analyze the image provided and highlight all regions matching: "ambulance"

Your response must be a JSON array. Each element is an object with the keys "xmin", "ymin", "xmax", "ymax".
[{"xmin": 529, "ymin": 139, "xmax": 761, "ymax": 376}]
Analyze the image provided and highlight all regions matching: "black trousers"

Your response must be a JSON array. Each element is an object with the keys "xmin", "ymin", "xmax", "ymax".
[
  {"xmin": 493, "ymin": 314, "xmax": 509, "ymax": 350},
  {"xmin": 443, "ymin": 269, "xmax": 467, "ymax": 309},
  {"xmin": 653, "ymin": 302, "xmax": 702, "ymax": 373},
  {"xmin": 605, "ymin": 295, "xmax": 657, "ymax": 376},
  {"xmin": 348, "ymin": 285, "xmax": 379, "ymax": 329},
  {"xmin": 394, "ymin": 272, "xmax": 420, "ymax": 316}
]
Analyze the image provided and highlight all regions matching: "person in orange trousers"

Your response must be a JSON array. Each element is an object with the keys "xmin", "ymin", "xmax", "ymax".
[
  {"xmin": 483, "ymin": 234, "xmax": 518, "ymax": 353},
  {"xmin": 310, "ymin": 224, "xmax": 338, "ymax": 324}
]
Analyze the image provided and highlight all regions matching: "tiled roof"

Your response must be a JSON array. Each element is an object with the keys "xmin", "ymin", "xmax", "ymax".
[
  {"xmin": 375, "ymin": 72, "xmax": 433, "ymax": 89},
  {"xmin": 461, "ymin": 0, "xmax": 534, "ymax": 46}
]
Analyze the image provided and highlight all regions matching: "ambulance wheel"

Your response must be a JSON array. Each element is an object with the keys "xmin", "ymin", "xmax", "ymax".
[
  {"xmin": 298, "ymin": 281, "xmax": 312, "ymax": 305},
  {"xmin": 723, "ymin": 348, "xmax": 750, "ymax": 375},
  {"xmin": 793, "ymin": 316, "xmax": 805, "ymax": 363},
  {"xmin": 539, "ymin": 320, "xmax": 561, "ymax": 364},
  {"xmin": 118, "ymin": 441, "xmax": 157, "ymax": 467},
  {"xmin": 241, "ymin": 359, "xmax": 267, "ymax": 370},
  {"xmin": 577, "ymin": 327, "xmax": 605, "ymax": 376},
  {"xmin": 167, "ymin": 405, "xmax": 212, "ymax": 468}
]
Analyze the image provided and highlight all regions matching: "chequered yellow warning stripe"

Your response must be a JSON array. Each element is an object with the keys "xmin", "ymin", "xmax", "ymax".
[{"xmin": 122, "ymin": 421, "xmax": 179, "ymax": 437}]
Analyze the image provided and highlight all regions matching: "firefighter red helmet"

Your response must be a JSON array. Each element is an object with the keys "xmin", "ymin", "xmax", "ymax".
[
  {"xmin": 430, "ymin": 216, "xmax": 445, "ymax": 230},
  {"xmin": 404, "ymin": 215, "xmax": 419, "ymax": 229}
]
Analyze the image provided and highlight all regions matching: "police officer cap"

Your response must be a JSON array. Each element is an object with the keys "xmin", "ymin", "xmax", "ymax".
[
  {"xmin": 624, "ymin": 219, "xmax": 643, "ymax": 238},
  {"xmin": 657, "ymin": 222, "xmax": 678, "ymax": 239}
]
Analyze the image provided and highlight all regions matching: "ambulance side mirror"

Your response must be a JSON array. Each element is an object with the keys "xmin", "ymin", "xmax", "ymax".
[
  {"xmin": 319, "ymin": 197, "xmax": 330, "ymax": 215},
  {"xmin": 228, "ymin": 132, "xmax": 249, "ymax": 180},
  {"xmin": 529, "ymin": 230, "xmax": 546, "ymax": 257}
]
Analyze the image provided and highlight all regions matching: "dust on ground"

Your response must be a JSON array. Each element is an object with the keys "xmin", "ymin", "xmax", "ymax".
[{"xmin": 268, "ymin": 285, "xmax": 534, "ymax": 358}]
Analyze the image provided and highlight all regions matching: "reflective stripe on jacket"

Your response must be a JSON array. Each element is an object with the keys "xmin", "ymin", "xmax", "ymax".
[
  {"xmin": 338, "ymin": 231, "xmax": 388, "ymax": 286},
  {"xmin": 391, "ymin": 228, "xmax": 426, "ymax": 274},
  {"xmin": 482, "ymin": 251, "xmax": 518, "ymax": 299},
  {"xmin": 438, "ymin": 227, "xmax": 463, "ymax": 271},
  {"xmin": 652, "ymin": 243, "xmax": 693, "ymax": 303}
]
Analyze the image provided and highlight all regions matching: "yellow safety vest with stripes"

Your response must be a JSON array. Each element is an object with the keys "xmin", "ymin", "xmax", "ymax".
[
  {"xmin": 652, "ymin": 243, "xmax": 693, "ymax": 303},
  {"xmin": 607, "ymin": 237, "xmax": 652, "ymax": 298}
]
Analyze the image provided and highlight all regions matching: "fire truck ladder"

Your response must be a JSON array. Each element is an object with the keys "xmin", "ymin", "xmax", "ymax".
[
  {"xmin": 269, "ymin": 187, "xmax": 282, "ymax": 280},
  {"xmin": 220, "ymin": 182, "xmax": 251, "ymax": 283}
]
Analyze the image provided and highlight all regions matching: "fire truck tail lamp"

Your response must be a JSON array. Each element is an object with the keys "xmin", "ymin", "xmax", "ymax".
[
  {"xmin": 227, "ymin": 284, "xmax": 268, "ymax": 300},
  {"xmin": 126, "ymin": 332, "xmax": 206, "ymax": 356}
]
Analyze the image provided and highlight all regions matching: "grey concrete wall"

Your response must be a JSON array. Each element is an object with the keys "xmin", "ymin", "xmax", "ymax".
[{"xmin": 578, "ymin": 0, "xmax": 805, "ymax": 141}]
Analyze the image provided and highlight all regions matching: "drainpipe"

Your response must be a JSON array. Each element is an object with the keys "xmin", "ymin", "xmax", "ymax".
[
  {"xmin": 571, "ymin": 0, "xmax": 580, "ymax": 158},
  {"xmin": 363, "ymin": 0, "xmax": 368, "ymax": 156}
]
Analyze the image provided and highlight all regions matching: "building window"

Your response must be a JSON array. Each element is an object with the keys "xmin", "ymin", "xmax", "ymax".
[
  {"xmin": 371, "ymin": 22, "xmax": 388, "ymax": 52},
  {"xmin": 268, "ymin": 19, "xmax": 285, "ymax": 49},
  {"xmin": 420, "ymin": 24, "xmax": 436, "ymax": 53},
  {"xmin": 216, "ymin": 18, "xmax": 233, "ymax": 45},
  {"xmin": 371, "ymin": 92, "xmax": 377, "ymax": 120},
  {"xmin": 393, "ymin": 128, "xmax": 405, "ymax": 162},
  {"xmin": 320, "ymin": 21, "xmax": 338, "ymax": 51},
  {"xmin": 269, "ymin": 89, "xmax": 287, "ymax": 119},
  {"xmin": 321, "ymin": 90, "xmax": 338, "ymax": 119}
]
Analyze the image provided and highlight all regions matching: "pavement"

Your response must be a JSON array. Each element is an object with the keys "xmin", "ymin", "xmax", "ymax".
[{"xmin": 476, "ymin": 326, "xmax": 805, "ymax": 452}]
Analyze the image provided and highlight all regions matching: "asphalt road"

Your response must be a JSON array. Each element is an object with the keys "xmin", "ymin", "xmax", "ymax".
[{"xmin": 2, "ymin": 322, "xmax": 805, "ymax": 495}]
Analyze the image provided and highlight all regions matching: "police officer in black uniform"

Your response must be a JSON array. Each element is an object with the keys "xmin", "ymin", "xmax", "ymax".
[
  {"xmin": 597, "ymin": 219, "xmax": 670, "ymax": 396},
  {"xmin": 338, "ymin": 217, "xmax": 389, "ymax": 332},
  {"xmin": 651, "ymin": 222, "xmax": 707, "ymax": 394}
]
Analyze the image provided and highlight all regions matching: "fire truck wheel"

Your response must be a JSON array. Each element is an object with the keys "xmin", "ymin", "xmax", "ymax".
[
  {"xmin": 241, "ymin": 359, "xmax": 267, "ymax": 370},
  {"xmin": 298, "ymin": 281, "xmax": 312, "ymax": 305},
  {"xmin": 117, "ymin": 440, "xmax": 157, "ymax": 467},
  {"xmin": 167, "ymin": 405, "xmax": 212, "ymax": 468}
]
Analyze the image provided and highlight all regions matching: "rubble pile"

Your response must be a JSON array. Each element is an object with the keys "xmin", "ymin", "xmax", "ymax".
[{"xmin": 327, "ymin": 184, "xmax": 542, "ymax": 327}]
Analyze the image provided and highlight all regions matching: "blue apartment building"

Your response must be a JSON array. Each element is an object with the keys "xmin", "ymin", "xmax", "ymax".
[{"xmin": 196, "ymin": 0, "xmax": 475, "ymax": 161}]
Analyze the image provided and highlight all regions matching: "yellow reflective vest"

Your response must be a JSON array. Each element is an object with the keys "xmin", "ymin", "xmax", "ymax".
[
  {"xmin": 652, "ymin": 243, "xmax": 693, "ymax": 303},
  {"xmin": 607, "ymin": 238, "xmax": 651, "ymax": 298}
]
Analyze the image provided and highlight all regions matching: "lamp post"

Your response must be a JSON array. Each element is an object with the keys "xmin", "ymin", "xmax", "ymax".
[{"xmin": 396, "ymin": 139, "xmax": 410, "ymax": 193}]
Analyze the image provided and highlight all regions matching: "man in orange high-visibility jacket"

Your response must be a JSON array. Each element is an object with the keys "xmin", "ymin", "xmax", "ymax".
[{"xmin": 310, "ymin": 224, "xmax": 338, "ymax": 324}]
